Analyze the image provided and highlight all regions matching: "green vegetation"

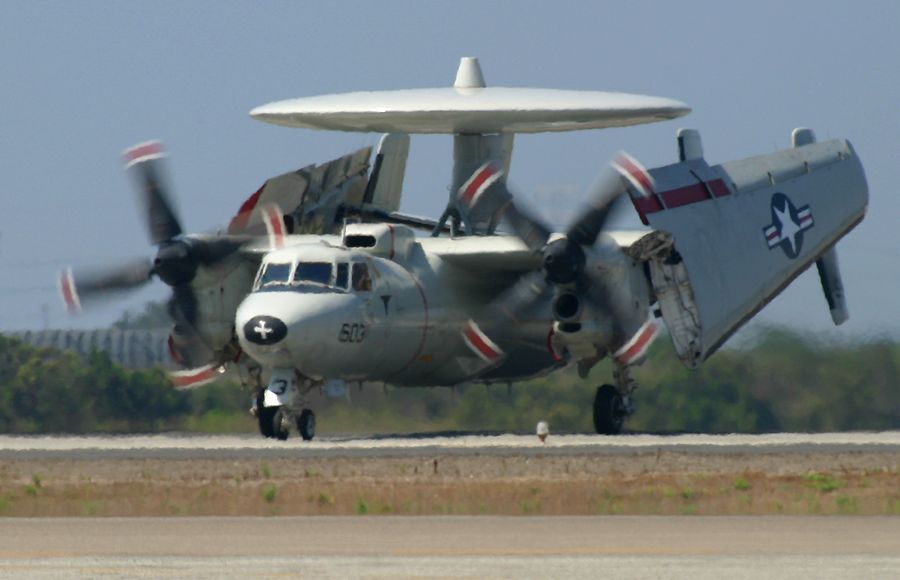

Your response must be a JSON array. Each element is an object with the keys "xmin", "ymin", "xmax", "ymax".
[
  {"xmin": 733, "ymin": 477, "xmax": 751, "ymax": 491},
  {"xmin": 355, "ymin": 498, "xmax": 369, "ymax": 515},
  {"xmin": 805, "ymin": 472, "xmax": 845, "ymax": 493},
  {"xmin": 0, "ymin": 326, "xmax": 897, "ymax": 434},
  {"xmin": 262, "ymin": 484, "xmax": 277, "ymax": 504}
]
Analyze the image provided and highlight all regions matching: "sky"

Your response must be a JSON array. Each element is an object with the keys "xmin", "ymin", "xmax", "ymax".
[{"xmin": 1, "ymin": 0, "xmax": 897, "ymax": 343}]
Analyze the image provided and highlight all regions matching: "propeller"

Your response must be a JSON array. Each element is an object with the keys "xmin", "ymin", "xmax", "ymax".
[
  {"xmin": 59, "ymin": 141, "xmax": 254, "ymax": 371},
  {"xmin": 460, "ymin": 153, "xmax": 653, "ymax": 362}
]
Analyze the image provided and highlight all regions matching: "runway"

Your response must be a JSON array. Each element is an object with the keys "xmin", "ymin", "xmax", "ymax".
[
  {"xmin": 0, "ymin": 516, "xmax": 899, "ymax": 579},
  {"xmin": 2, "ymin": 431, "xmax": 900, "ymax": 460}
]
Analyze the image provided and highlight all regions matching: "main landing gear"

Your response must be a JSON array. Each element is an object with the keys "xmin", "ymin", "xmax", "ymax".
[
  {"xmin": 593, "ymin": 384, "xmax": 628, "ymax": 435},
  {"xmin": 254, "ymin": 396, "xmax": 316, "ymax": 441},
  {"xmin": 592, "ymin": 365, "xmax": 637, "ymax": 435}
]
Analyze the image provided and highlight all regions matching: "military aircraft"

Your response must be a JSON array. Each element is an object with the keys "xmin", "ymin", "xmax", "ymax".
[{"xmin": 63, "ymin": 58, "xmax": 868, "ymax": 440}]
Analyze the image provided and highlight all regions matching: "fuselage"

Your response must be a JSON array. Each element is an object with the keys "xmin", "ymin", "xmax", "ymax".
[{"xmin": 235, "ymin": 230, "xmax": 561, "ymax": 386}]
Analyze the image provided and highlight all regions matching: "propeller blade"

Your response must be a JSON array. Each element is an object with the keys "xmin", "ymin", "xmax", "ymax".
[
  {"xmin": 461, "ymin": 319, "xmax": 505, "ymax": 365},
  {"xmin": 168, "ymin": 283, "xmax": 198, "ymax": 327},
  {"xmin": 486, "ymin": 269, "xmax": 553, "ymax": 325},
  {"xmin": 261, "ymin": 203, "xmax": 286, "ymax": 250},
  {"xmin": 460, "ymin": 270, "xmax": 552, "ymax": 363},
  {"xmin": 169, "ymin": 363, "xmax": 222, "ymax": 390},
  {"xmin": 59, "ymin": 259, "xmax": 153, "ymax": 313},
  {"xmin": 189, "ymin": 236, "xmax": 248, "ymax": 266},
  {"xmin": 123, "ymin": 141, "xmax": 184, "ymax": 245},
  {"xmin": 502, "ymin": 198, "xmax": 553, "ymax": 252},
  {"xmin": 457, "ymin": 163, "xmax": 552, "ymax": 251},
  {"xmin": 167, "ymin": 326, "xmax": 216, "ymax": 370},
  {"xmin": 565, "ymin": 165, "xmax": 629, "ymax": 247}
]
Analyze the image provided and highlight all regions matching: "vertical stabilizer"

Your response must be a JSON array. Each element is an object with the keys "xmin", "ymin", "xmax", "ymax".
[{"xmin": 363, "ymin": 133, "xmax": 410, "ymax": 214}]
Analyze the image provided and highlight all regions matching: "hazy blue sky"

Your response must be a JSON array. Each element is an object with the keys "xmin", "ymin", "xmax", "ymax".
[{"xmin": 1, "ymin": 1, "xmax": 897, "ymax": 342}]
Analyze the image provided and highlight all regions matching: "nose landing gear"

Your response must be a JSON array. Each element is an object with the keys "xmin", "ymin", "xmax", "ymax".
[{"xmin": 254, "ymin": 401, "xmax": 317, "ymax": 441}]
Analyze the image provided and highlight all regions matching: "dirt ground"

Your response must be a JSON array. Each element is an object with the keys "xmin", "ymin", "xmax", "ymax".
[{"xmin": 1, "ymin": 449, "xmax": 899, "ymax": 516}]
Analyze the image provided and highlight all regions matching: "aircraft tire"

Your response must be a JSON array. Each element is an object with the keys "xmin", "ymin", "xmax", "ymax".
[
  {"xmin": 297, "ymin": 409, "xmax": 316, "ymax": 441},
  {"xmin": 272, "ymin": 407, "xmax": 289, "ymax": 441},
  {"xmin": 257, "ymin": 398, "xmax": 276, "ymax": 438},
  {"xmin": 593, "ymin": 384, "xmax": 625, "ymax": 435}
]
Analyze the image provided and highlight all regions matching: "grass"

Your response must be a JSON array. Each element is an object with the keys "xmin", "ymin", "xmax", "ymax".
[
  {"xmin": 356, "ymin": 499, "xmax": 369, "ymax": 515},
  {"xmin": 733, "ymin": 477, "xmax": 751, "ymax": 491},
  {"xmin": 805, "ymin": 472, "xmax": 844, "ymax": 493},
  {"xmin": 82, "ymin": 500, "xmax": 101, "ymax": 515},
  {"xmin": 835, "ymin": 495, "xmax": 859, "ymax": 515},
  {"xmin": 1, "ymin": 455, "xmax": 899, "ymax": 516}
]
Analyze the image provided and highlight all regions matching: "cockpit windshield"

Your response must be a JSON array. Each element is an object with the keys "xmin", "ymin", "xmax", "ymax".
[
  {"xmin": 258, "ymin": 262, "xmax": 292, "ymax": 287},
  {"xmin": 254, "ymin": 259, "xmax": 362, "ymax": 293},
  {"xmin": 293, "ymin": 262, "xmax": 332, "ymax": 287}
]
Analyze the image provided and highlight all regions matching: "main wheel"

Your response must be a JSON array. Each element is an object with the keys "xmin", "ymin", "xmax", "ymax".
[
  {"xmin": 593, "ymin": 384, "xmax": 625, "ymax": 435},
  {"xmin": 272, "ymin": 407, "xmax": 290, "ymax": 441},
  {"xmin": 257, "ymin": 397, "xmax": 276, "ymax": 438},
  {"xmin": 297, "ymin": 409, "xmax": 316, "ymax": 441}
]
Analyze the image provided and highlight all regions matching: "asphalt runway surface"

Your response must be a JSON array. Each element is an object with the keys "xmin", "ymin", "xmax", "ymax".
[
  {"xmin": 1, "ymin": 516, "xmax": 898, "ymax": 579},
  {"xmin": 2, "ymin": 431, "xmax": 900, "ymax": 460}
]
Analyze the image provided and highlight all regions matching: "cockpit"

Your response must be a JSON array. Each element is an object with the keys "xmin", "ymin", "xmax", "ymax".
[{"xmin": 253, "ymin": 259, "xmax": 372, "ymax": 293}]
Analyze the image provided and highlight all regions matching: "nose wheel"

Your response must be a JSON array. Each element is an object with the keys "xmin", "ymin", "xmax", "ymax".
[
  {"xmin": 256, "ymin": 396, "xmax": 276, "ymax": 438},
  {"xmin": 297, "ymin": 409, "xmax": 316, "ymax": 441},
  {"xmin": 254, "ymin": 401, "xmax": 316, "ymax": 441},
  {"xmin": 271, "ymin": 407, "xmax": 290, "ymax": 441}
]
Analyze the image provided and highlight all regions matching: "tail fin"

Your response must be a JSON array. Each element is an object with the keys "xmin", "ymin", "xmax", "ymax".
[
  {"xmin": 362, "ymin": 133, "xmax": 410, "ymax": 214},
  {"xmin": 632, "ymin": 128, "xmax": 867, "ymax": 367}
]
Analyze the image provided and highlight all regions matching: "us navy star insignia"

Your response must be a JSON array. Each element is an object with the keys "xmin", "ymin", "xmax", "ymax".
[{"xmin": 762, "ymin": 193, "xmax": 814, "ymax": 259}]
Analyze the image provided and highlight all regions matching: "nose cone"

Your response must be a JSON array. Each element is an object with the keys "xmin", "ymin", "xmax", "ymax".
[{"xmin": 242, "ymin": 315, "xmax": 287, "ymax": 346}]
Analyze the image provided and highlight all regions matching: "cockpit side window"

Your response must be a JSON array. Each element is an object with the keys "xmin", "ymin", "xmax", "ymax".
[
  {"xmin": 352, "ymin": 263, "xmax": 372, "ymax": 292},
  {"xmin": 335, "ymin": 263, "xmax": 349, "ymax": 290},
  {"xmin": 293, "ymin": 262, "xmax": 333, "ymax": 287},
  {"xmin": 258, "ymin": 262, "xmax": 292, "ymax": 288}
]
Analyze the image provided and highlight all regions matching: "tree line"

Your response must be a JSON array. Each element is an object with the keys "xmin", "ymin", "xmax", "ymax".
[{"xmin": 0, "ymin": 327, "xmax": 897, "ymax": 434}]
